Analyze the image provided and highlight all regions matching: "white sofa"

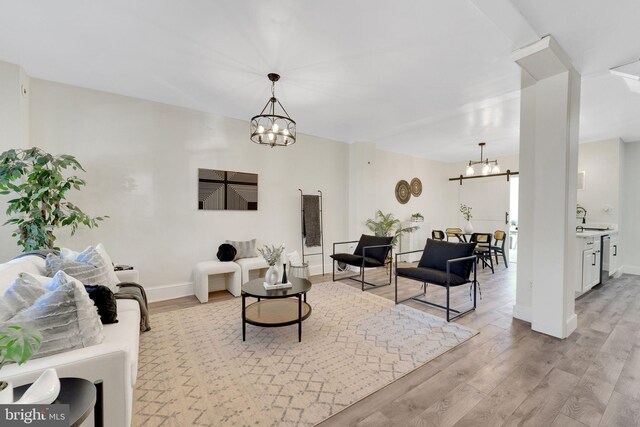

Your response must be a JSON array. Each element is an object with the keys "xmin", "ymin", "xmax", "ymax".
[{"xmin": 0, "ymin": 255, "xmax": 140, "ymax": 427}]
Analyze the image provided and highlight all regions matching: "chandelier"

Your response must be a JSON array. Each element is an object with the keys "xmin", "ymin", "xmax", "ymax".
[
  {"xmin": 250, "ymin": 73, "xmax": 296, "ymax": 147},
  {"xmin": 465, "ymin": 142, "xmax": 500, "ymax": 176}
]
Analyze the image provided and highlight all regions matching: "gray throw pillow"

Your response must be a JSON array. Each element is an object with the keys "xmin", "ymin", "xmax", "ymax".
[
  {"xmin": 225, "ymin": 239, "xmax": 257, "ymax": 260},
  {"xmin": 45, "ymin": 247, "xmax": 111, "ymax": 289},
  {"xmin": 0, "ymin": 273, "xmax": 47, "ymax": 322},
  {"xmin": 2, "ymin": 271, "xmax": 104, "ymax": 359}
]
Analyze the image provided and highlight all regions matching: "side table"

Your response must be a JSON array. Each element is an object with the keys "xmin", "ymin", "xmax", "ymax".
[{"xmin": 13, "ymin": 378, "xmax": 103, "ymax": 427}]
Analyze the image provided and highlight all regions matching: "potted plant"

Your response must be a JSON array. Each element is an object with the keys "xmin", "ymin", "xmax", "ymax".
[
  {"xmin": 460, "ymin": 204, "xmax": 473, "ymax": 234},
  {"xmin": 0, "ymin": 326, "xmax": 43, "ymax": 403},
  {"xmin": 0, "ymin": 147, "xmax": 108, "ymax": 251},
  {"xmin": 410, "ymin": 212, "xmax": 424, "ymax": 222},
  {"xmin": 365, "ymin": 210, "xmax": 419, "ymax": 258},
  {"xmin": 257, "ymin": 244, "xmax": 284, "ymax": 286}
]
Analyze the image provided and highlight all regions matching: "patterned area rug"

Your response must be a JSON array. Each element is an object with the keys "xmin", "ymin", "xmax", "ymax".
[{"xmin": 133, "ymin": 282, "xmax": 478, "ymax": 426}]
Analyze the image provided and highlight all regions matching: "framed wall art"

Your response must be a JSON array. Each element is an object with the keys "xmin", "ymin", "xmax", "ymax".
[{"xmin": 198, "ymin": 168, "xmax": 258, "ymax": 211}]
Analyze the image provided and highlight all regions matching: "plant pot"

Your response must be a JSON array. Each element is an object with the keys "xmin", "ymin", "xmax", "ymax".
[
  {"xmin": 0, "ymin": 380, "xmax": 13, "ymax": 404},
  {"xmin": 265, "ymin": 265, "xmax": 279, "ymax": 286},
  {"xmin": 463, "ymin": 220, "xmax": 474, "ymax": 234}
]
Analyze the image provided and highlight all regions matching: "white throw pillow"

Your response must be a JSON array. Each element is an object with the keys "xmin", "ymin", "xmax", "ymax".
[
  {"xmin": 95, "ymin": 243, "xmax": 121, "ymax": 289},
  {"xmin": 0, "ymin": 271, "xmax": 104, "ymax": 359},
  {"xmin": 61, "ymin": 244, "xmax": 120, "ymax": 290}
]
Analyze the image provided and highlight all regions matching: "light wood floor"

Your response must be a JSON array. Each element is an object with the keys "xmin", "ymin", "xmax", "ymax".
[{"xmin": 149, "ymin": 263, "xmax": 640, "ymax": 427}]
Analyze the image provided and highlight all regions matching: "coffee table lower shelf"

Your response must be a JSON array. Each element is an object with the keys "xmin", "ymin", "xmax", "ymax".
[{"xmin": 243, "ymin": 299, "xmax": 312, "ymax": 341}]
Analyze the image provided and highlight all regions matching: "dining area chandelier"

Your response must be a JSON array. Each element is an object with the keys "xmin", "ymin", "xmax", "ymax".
[
  {"xmin": 250, "ymin": 73, "xmax": 296, "ymax": 147},
  {"xmin": 465, "ymin": 142, "xmax": 500, "ymax": 176}
]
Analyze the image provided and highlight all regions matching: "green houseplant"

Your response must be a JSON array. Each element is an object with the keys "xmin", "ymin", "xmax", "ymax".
[
  {"xmin": 0, "ymin": 147, "xmax": 107, "ymax": 251},
  {"xmin": 410, "ymin": 212, "xmax": 424, "ymax": 222},
  {"xmin": 365, "ymin": 210, "xmax": 418, "ymax": 249},
  {"xmin": 257, "ymin": 244, "xmax": 284, "ymax": 286},
  {"xmin": 0, "ymin": 326, "xmax": 43, "ymax": 403}
]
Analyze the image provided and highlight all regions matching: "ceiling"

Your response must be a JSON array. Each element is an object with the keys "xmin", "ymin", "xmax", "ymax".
[{"xmin": 0, "ymin": 0, "xmax": 639, "ymax": 162}]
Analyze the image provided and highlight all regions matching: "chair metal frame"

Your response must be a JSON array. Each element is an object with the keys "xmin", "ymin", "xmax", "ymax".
[
  {"xmin": 332, "ymin": 240, "xmax": 393, "ymax": 291},
  {"xmin": 394, "ymin": 250, "xmax": 478, "ymax": 322}
]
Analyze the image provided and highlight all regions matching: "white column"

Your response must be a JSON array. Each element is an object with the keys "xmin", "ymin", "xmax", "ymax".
[{"xmin": 512, "ymin": 36, "xmax": 579, "ymax": 338}]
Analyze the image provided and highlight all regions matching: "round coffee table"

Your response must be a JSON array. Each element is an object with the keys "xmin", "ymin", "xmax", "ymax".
[{"xmin": 242, "ymin": 276, "xmax": 312, "ymax": 342}]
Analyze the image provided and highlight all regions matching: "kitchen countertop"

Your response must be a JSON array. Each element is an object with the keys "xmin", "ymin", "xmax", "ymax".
[{"xmin": 576, "ymin": 229, "xmax": 618, "ymax": 238}]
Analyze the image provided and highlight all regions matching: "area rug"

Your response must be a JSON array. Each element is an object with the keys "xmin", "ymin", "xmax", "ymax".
[{"xmin": 133, "ymin": 281, "xmax": 478, "ymax": 426}]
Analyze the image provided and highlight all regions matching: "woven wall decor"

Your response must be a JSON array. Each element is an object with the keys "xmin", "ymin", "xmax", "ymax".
[
  {"xmin": 410, "ymin": 177, "xmax": 422, "ymax": 197},
  {"xmin": 395, "ymin": 180, "xmax": 411, "ymax": 204}
]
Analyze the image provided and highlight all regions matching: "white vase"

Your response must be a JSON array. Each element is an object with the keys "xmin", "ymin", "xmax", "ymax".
[
  {"xmin": 14, "ymin": 368, "xmax": 60, "ymax": 405},
  {"xmin": 463, "ymin": 220, "xmax": 474, "ymax": 234},
  {"xmin": 265, "ymin": 265, "xmax": 279, "ymax": 286},
  {"xmin": 0, "ymin": 381, "xmax": 13, "ymax": 404}
]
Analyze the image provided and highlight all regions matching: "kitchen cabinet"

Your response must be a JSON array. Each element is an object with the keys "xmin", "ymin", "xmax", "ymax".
[
  {"xmin": 609, "ymin": 234, "xmax": 620, "ymax": 276},
  {"xmin": 576, "ymin": 235, "xmax": 601, "ymax": 295}
]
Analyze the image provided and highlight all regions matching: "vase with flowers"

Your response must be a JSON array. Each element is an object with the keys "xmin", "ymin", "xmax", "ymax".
[
  {"xmin": 460, "ymin": 204, "xmax": 474, "ymax": 234},
  {"xmin": 257, "ymin": 244, "xmax": 285, "ymax": 286}
]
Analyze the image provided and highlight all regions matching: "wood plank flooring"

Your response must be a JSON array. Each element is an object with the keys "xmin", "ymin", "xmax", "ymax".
[{"xmin": 148, "ymin": 264, "xmax": 640, "ymax": 427}]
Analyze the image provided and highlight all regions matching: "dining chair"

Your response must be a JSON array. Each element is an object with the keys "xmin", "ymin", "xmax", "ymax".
[
  {"xmin": 445, "ymin": 228, "xmax": 464, "ymax": 242},
  {"xmin": 471, "ymin": 233, "xmax": 494, "ymax": 274},
  {"xmin": 491, "ymin": 230, "xmax": 508, "ymax": 267},
  {"xmin": 432, "ymin": 230, "xmax": 445, "ymax": 240}
]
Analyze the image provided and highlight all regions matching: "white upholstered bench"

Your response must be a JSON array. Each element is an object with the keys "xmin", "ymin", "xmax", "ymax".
[
  {"xmin": 193, "ymin": 261, "xmax": 242, "ymax": 303},
  {"xmin": 235, "ymin": 257, "xmax": 269, "ymax": 284}
]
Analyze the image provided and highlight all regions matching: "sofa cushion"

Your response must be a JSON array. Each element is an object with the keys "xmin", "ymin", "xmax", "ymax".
[
  {"xmin": 330, "ymin": 253, "xmax": 385, "ymax": 268},
  {"xmin": 418, "ymin": 239, "xmax": 476, "ymax": 279},
  {"xmin": 46, "ymin": 248, "xmax": 112, "ymax": 290},
  {"xmin": 0, "ymin": 273, "xmax": 47, "ymax": 322},
  {"xmin": 353, "ymin": 234, "xmax": 393, "ymax": 264},
  {"xmin": 217, "ymin": 243, "xmax": 237, "ymax": 262},
  {"xmin": 0, "ymin": 256, "xmax": 46, "ymax": 294},
  {"xmin": 225, "ymin": 239, "xmax": 257, "ymax": 260},
  {"xmin": 2, "ymin": 271, "xmax": 104, "ymax": 359},
  {"xmin": 86, "ymin": 285, "xmax": 119, "ymax": 324},
  {"xmin": 396, "ymin": 267, "xmax": 469, "ymax": 286}
]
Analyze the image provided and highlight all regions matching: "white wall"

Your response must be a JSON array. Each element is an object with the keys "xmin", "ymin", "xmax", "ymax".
[
  {"xmin": 621, "ymin": 140, "xmax": 640, "ymax": 274},
  {"xmin": 0, "ymin": 61, "xmax": 30, "ymax": 255},
  {"xmin": 26, "ymin": 79, "xmax": 350, "ymax": 300},
  {"xmin": 577, "ymin": 138, "xmax": 621, "ymax": 225}
]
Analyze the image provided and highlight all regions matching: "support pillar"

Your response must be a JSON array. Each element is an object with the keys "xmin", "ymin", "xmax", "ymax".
[{"xmin": 512, "ymin": 36, "xmax": 580, "ymax": 338}]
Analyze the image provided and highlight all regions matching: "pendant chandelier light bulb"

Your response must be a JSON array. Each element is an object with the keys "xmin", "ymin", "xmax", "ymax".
[
  {"xmin": 464, "ymin": 142, "xmax": 499, "ymax": 177},
  {"xmin": 250, "ymin": 73, "xmax": 297, "ymax": 147}
]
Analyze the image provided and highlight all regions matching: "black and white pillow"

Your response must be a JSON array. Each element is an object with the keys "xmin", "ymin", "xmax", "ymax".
[{"xmin": 225, "ymin": 239, "xmax": 257, "ymax": 260}]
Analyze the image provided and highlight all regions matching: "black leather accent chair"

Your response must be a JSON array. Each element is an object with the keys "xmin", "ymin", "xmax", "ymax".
[
  {"xmin": 331, "ymin": 234, "xmax": 393, "ymax": 291},
  {"xmin": 395, "ymin": 239, "xmax": 478, "ymax": 321}
]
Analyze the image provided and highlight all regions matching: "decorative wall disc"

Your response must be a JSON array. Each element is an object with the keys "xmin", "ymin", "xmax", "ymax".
[
  {"xmin": 395, "ymin": 180, "xmax": 411, "ymax": 204},
  {"xmin": 410, "ymin": 177, "xmax": 422, "ymax": 197}
]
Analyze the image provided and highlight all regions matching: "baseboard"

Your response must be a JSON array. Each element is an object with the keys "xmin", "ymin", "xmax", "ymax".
[
  {"xmin": 622, "ymin": 265, "xmax": 640, "ymax": 276},
  {"xmin": 309, "ymin": 262, "xmax": 336, "ymax": 278},
  {"xmin": 512, "ymin": 303, "xmax": 532, "ymax": 323},
  {"xmin": 146, "ymin": 282, "xmax": 194, "ymax": 303},
  {"xmin": 565, "ymin": 313, "xmax": 578, "ymax": 337}
]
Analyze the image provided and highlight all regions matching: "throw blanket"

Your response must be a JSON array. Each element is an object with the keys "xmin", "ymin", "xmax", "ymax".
[
  {"xmin": 303, "ymin": 195, "xmax": 321, "ymax": 247},
  {"xmin": 117, "ymin": 282, "xmax": 151, "ymax": 332},
  {"xmin": 13, "ymin": 251, "xmax": 151, "ymax": 332}
]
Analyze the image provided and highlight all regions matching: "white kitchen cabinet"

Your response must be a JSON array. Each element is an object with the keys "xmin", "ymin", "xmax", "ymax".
[
  {"xmin": 610, "ymin": 234, "xmax": 620, "ymax": 276},
  {"xmin": 576, "ymin": 236, "xmax": 601, "ymax": 295}
]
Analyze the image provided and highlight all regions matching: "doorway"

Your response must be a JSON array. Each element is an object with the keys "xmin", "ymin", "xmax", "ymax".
[{"xmin": 509, "ymin": 177, "xmax": 519, "ymax": 263}]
